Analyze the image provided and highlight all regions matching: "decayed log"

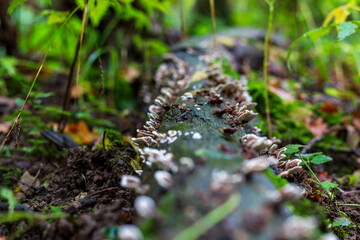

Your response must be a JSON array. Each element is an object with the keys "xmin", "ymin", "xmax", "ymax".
[{"xmin": 121, "ymin": 42, "xmax": 324, "ymax": 240}]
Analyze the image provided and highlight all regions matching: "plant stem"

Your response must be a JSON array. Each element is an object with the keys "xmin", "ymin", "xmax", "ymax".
[
  {"xmin": 179, "ymin": 0, "xmax": 185, "ymax": 38},
  {"xmin": 209, "ymin": 0, "xmax": 216, "ymax": 50},
  {"xmin": 264, "ymin": 0, "xmax": 274, "ymax": 138},
  {"xmin": 297, "ymin": 150, "xmax": 322, "ymax": 185},
  {"xmin": 337, "ymin": 203, "xmax": 360, "ymax": 207},
  {"xmin": 0, "ymin": 6, "xmax": 79, "ymax": 151}
]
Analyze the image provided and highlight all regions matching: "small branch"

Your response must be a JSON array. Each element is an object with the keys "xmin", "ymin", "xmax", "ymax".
[{"xmin": 301, "ymin": 125, "xmax": 343, "ymax": 154}]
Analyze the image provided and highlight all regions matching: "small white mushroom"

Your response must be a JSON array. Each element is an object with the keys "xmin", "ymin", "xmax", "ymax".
[
  {"xmin": 167, "ymin": 136, "xmax": 178, "ymax": 144},
  {"xmin": 132, "ymin": 137, "xmax": 157, "ymax": 146},
  {"xmin": 134, "ymin": 195, "xmax": 156, "ymax": 218},
  {"xmin": 268, "ymin": 144, "xmax": 278, "ymax": 154},
  {"xmin": 149, "ymin": 104, "xmax": 164, "ymax": 114},
  {"xmin": 180, "ymin": 157, "xmax": 195, "ymax": 170},
  {"xmin": 160, "ymin": 87, "xmax": 174, "ymax": 100},
  {"xmin": 168, "ymin": 130, "xmax": 177, "ymax": 137},
  {"xmin": 277, "ymin": 216, "xmax": 317, "ymax": 240},
  {"xmin": 117, "ymin": 225, "xmax": 143, "ymax": 240},
  {"xmin": 237, "ymin": 110, "xmax": 258, "ymax": 123},
  {"xmin": 154, "ymin": 170, "xmax": 173, "ymax": 189},
  {"xmin": 320, "ymin": 233, "xmax": 339, "ymax": 240},
  {"xmin": 240, "ymin": 156, "xmax": 277, "ymax": 175},
  {"xmin": 120, "ymin": 175, "xmax": 141, "ymax": 190},
  {"xmin": 192, "ymin": 132, "xmax": 202, "ymax": 139},
  {"xmin": 280, "ymin": 183, "xmax": 305, "ymax": 201}
]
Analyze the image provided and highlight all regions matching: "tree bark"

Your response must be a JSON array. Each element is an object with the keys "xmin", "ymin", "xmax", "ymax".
[{"xmin": 126, "ymin": 42, "xmax": 323, "ymax": 240}]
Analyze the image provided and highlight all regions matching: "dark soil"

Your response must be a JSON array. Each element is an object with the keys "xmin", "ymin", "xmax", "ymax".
[{"xmin": 0, "ymin": 145, "xmax": 137, "ymax": 240}]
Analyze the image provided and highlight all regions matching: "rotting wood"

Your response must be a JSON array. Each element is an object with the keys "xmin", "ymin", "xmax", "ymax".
[{"xmin": 121, "ymin": 42, "xmax": 326, "ymax": 239}]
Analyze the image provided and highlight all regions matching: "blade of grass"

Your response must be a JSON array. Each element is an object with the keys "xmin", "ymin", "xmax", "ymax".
[
  {"xmin": 0, "ymin": 6, "xmax": 79, "ymax": 152},
  {"xmin": 264, "ymin": 0, "xmax": 275, "ymax": 138},
  {"xmin": 173, "ymin": 193, "xmax": 240, "ymax": 240}
]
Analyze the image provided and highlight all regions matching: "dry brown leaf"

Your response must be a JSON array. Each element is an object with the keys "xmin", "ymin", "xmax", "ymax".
[
  {"xmin": 346, "ymin": 125, "xmax": 360, "ymax": 148},
  {"xmin": 0, "ymin": 122, "xmax": 11, "ymax": 133},
  {"xmin": 319, "ymin": 102, "xmax": 338, "ymax": 114},
  {"xmin": 19, "ymin": 171, "xmax": 40, "ymax": 193},
  {"xmin": 352, "ymin": 111, "xmax": 360, "ymax": 131},
  {"xmin": 305, "ymin": 117, "xmax": 328, "ymax": 137},
  {"xmin": 71, "ymin": 84, "xmax": 85, "ymax": 98},
  {"xmin": 64, "ymin": 120, "xmax": 99, "ymax": 145}
]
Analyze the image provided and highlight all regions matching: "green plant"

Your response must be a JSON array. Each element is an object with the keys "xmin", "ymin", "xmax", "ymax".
[{"xmin": 284, "ymin": 144, "xmax": 339, "ymax": 200}]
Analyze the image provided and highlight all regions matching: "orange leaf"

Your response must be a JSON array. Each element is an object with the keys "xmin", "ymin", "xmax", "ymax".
[
  {"xmin": 319, "ymin": 102, "xmax": 338, "ymax": 114},
  {"xmin": 64, "ymin": 120, "xmax": 99, "ymax": 145},
  {"xmin": 305, "ymin": 117, "xmax": 328, "ymax": 137}
]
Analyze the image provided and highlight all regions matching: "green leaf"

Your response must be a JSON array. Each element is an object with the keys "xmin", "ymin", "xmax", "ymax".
[
  {"xmin": 89, "ymin": 0, "xmax": 110, "ymax": 27},
  {"xmin": 284, "ymin": 144, "xmax": 306, "ymax": 154},
  {"xmin": 44, "ymin": 0, "xmax": 52, "ymax": 6},
  {"xmin": 41, "ymin": 10, "xmax": 69, "ymax": 25},
  {"xmin": 8, "ymin": 0, "xmax": 28, "ymax": 15},
  {"xmin": 320, "ymin": 181, "xmax": 338, "ymax": 192},
  {"xmin": 332, "ymin": 217, "xmax": 352, "ymax": 227},
  {"xmin": 286, "ymin": 25, "xmax": 333, "ymax": 70},
  {"xmin": 0, "ymin": 188, "xmax": 18, "ymax": 215},
  {"xmin": 338, "ymin": 22, "xmax": 358, "ymax": 41},
  {"xmin": 311, "ymin": 155, "xmax": 332, "ymax": 164},
  {"xmin": 299, "ymin": 152, "xmax": 322, "ymax": 160}
]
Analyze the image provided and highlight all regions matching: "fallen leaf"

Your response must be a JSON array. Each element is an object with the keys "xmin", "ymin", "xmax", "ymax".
[
  {"xmin": 268, "ymin": 85, "xmax": 294, "ymax": 103},
  {"xmin": 305, "ymin": 117, "xmax": 328, "ymax": 137},
  {"xmin": 64, "ymin": 120, "xmax": 99, "ymax": 144},
  {"xmin": 125, "ymin": 66, "xmax": 140, "ymax": 83},
  {"xmin": 191, "ymin": 71, "xmax": 208, "ymax": 82},
  {"xmin": 71, "ymin": 84, "xmax": 85, "ymax": 98},
  {"xmin": 288, "ymin": 107, "xmax": 313, "ymax": 123},
  {"xmin": 217, "ymin": 36, "xmax": 236, "ymax": 47},
  {"xmin": 0, "ymin": 122, "xmax": 11, "ymax": 133},
  {"xmin": 316, "ymin": 170, "xmax": 332, "ymax": 182},
  {"xmin": 346, "ymin": 125, "xmax": 360, "ymax": 148},
  {"xmin": 19, "ymin": 171, "xmax": 40, "ymax": 193},
  {"xmin": 352, "ymin": 111, "xmax": 360, "ymax": 131},
  {"xmin": 319, "ymin": 102, "xmax": 338, "ymax": 114}
]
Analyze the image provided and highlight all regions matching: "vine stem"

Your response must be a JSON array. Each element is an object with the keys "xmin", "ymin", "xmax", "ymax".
[{"xmin": 264, "ymin": 0, "xmax": 274, "ymax": 138}]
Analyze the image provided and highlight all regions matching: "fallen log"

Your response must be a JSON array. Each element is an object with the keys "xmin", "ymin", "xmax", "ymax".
[{"xmin": 121, "ymin": 41, "xmax": 326, "ymax": 240}]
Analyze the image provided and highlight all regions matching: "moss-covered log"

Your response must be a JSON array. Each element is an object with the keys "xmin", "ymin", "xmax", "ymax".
[{"xmin": 121, "ymin": 42, "xmax": 327, "ymax": 240}]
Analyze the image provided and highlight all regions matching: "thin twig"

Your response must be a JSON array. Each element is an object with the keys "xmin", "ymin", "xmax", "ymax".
[
  {"xmin": 88, "ymin": 187, "xmax": 119, "ymax": 197},
  {"xmin": 99, "ymin": 56, "xmax": 104, "ymax": 96},
  {"xmin": 30, "ymin": 169, "xmax": 41, "ymax": 186},
  {"xmin": 301, "ymin": 125, "xmax": 343, "ymax": 154}
]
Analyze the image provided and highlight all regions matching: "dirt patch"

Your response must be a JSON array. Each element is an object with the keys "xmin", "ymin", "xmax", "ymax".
[{"xmin": 0, "ymin": 145, "xmax": 138, "ymax": 239}]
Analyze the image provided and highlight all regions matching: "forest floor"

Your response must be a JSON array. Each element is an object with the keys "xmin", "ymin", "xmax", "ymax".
[{"xmin": 1, "ymin": 33, "xmax": 360, "ymax": 239}]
